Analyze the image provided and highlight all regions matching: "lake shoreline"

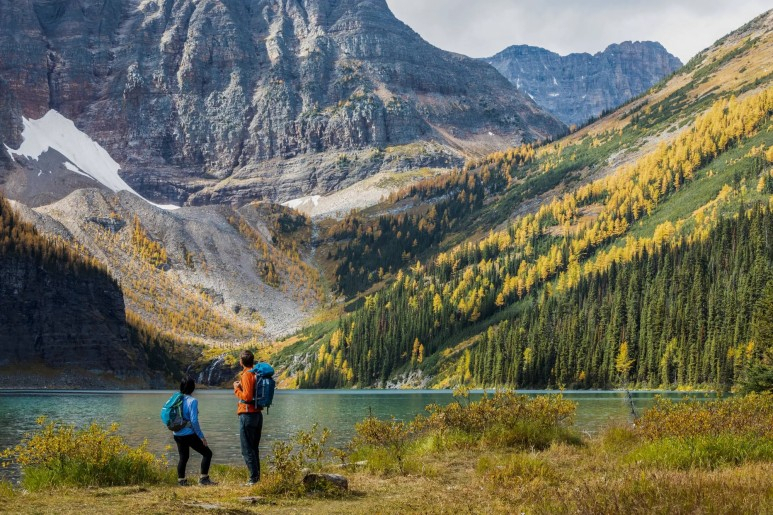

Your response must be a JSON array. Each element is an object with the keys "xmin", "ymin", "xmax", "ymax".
[
  {"xmin": 0, "ymin": 386, "xmax": 721, "ymax": 393},
  {"xmin": 2, "ymin": 392, "xmax": 771, "ymax": 514}
]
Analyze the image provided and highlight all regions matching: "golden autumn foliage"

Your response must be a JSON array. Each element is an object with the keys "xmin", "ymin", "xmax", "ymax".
[
  {"xmin": 0, "ymin": 417, "xmax": 167, "ymax": 489},
  {"xmin": 635, "ymin": 392, "xmax": 773, "ymax": 440},
  {"xmin": 0, "ymin": 194, "xmax": 106, "ymax": 274},
  {"xmin": 131, "ymin": 216, "xmax": 168, "ymax": 269},
  {"xmin": 304, "ymin": 85, "xmax": 773, "ymax": 388}
]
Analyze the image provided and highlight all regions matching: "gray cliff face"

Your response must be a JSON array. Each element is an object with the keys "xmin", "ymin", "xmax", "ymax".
[
  {"xmin": 0, "ymin": 79, "xmax": 23, "ymax": 169},
  {"xmin": 486, "ymin": 42, "xmax": 682, "ymax": 127},
  {"xmin": 0, "ymin": 253, "xmax": 145, "ymax": 378},
  {"xmin": 0, "ymin": 0, "xmax": 565, "ymax": 205}
]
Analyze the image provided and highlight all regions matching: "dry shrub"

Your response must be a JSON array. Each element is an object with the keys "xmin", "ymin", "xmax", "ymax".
[
  {"xmin": 0, "ymin": 418, "xmax": 168, "ymax": 490},
  {"xmin": 420, "ymin": 391, "xmax": 580, "ymax": 450},
  {"xmin": 635, "ymin": 392, "xmax": 773, "ymax": 440}
]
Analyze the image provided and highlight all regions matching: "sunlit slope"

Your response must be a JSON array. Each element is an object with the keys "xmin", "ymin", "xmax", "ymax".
[
  {"xmin": 316, "ymin": 10, "xmax": 773, "ymax": 301},
  {"xmin": 285, "ymin": 10, "xmax": 773, "ymax": 389},
  {"xmin": 568, "ymin": 9, "xmax": 773, "ymax": 173},
  {"xmin": 16, "ymin": 190, "xmax": 324, "ymax": 346}
]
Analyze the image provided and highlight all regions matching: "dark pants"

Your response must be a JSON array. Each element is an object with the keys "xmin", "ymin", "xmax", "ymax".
[
  {"xmin": 173, "ymin": 434, "xmax": 212, "ymax": 479},
  {"xmin": 239, "ymin": 412, "xmax": 263, "ymax": 482}
]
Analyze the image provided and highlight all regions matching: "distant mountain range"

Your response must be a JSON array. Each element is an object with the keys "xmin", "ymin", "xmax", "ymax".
[
  {"xmin": 486, "ymin": 42, "xmax": 682, "ymax": 127},
  {"xmin": 0, "ymin": 0, "xmax": 564, "ymax": 207}
]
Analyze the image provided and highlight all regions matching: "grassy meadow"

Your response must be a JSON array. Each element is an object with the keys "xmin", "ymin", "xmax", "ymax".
[{"xmin": 1, "ymin": 392, "xmax": 772, "ymax": 514}]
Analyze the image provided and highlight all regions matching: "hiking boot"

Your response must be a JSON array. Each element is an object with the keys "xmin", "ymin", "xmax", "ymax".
[
  {"xmin": 199, "ymin": 476, "xmax": 217, "ymax": 486},
  {"xmin": 177, "ymin": 478, "xmax": 188, "ymax": 487},
  {"xmin": 244, "ymin": 480, "xmax": 258, "ymax": 486}
]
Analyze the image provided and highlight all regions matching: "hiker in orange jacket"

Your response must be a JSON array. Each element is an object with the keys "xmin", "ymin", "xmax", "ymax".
[{"xmin": 233, "ymin": 350, "xmax": 262, "ymax": 485}]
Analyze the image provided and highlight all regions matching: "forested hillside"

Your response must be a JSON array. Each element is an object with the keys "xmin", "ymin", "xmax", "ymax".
[
  {"xmin": 466, "ymin": 205, "xmax": 773, "ymax": 389},
  {"xmin": 286, "ymin": 10, "xmax": 773, "ymax": 390}
]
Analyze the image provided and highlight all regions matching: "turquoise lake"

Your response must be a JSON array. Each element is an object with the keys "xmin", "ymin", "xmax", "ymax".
[{"xmin": 0, "ymin": 390, "xmax": 716, "ymax": 469}]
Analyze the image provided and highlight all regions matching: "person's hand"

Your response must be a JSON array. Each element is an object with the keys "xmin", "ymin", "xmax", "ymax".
[
  {"xmin": 202, "ymin": 438, "xmax": 208, "ymax": 447},
  {"xmin": 233, "ymin": 380, "xmax": 241, "ymax": 389}
]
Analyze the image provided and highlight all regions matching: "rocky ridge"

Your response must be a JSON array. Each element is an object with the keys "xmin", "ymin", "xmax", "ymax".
[
  {"xmin": 0, "ymin": 0, "xmax": 564, "ymax": 206},
  {"xmin": 0, "ymin": 253, "xmax": 143, "ymax": 376},
  {"xmin": 486, "ymin": 41, "xmax": 682, "ymax": 127}
]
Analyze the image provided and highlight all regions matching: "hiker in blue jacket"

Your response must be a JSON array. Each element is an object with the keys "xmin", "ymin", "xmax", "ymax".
[{"xmin": 174, "ymin": 376, "xmax": 216, "ymax": 486}]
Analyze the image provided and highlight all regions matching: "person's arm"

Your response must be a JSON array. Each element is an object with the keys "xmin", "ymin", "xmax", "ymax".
[
  {"xmin": 234, "ymin": 371, "xmax": 253, "ymax": 402},
  {"xmin": 188, "ymin": 398, "xmax": 206, "ymax": 441},
  {"xmin": 233, "ymin": 370, "xmax": 243, "ymax": 396}
]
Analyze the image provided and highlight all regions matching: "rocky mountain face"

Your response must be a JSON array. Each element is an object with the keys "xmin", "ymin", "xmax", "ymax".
[
  {"xmin": 486, "ymin": 42, "xmax": 682, "ymax": 127},
  {"xmin": 0, "ymin": 246, "xmax": 147, "ymax": 383},
  {"xmin": 0, "ymin": 79, "xmax": 22, "ymax": 170},
  {"xmin": 0, "ymin": 0, "xmax": 564, "ymax": 206}
]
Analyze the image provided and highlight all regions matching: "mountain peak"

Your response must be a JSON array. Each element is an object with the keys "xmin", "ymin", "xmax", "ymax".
[
  {"xmin": 0, "ymin": 0, "xmax": 564, "ymax": 207},
  {"xmin": 486, "ymin": 41, "xmax": 682, "ymax": 127}
]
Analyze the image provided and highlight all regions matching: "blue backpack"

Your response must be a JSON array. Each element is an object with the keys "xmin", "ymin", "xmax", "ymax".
[
  {"xmin": 160, "ymin": 392, "xmax": 189, "ymax": 431},
  {"xmin": 241, "ymin": 363, "xmax": 276, "ymax": 412}
]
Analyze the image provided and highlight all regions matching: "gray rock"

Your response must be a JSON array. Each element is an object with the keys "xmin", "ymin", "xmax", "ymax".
[
  {"xmin": 0, "ymin": 78, "xmax": 23, "ymax": 169},
  {"xmin": 486, "ymin": 42, "xmax": 682, "ymax": 127},
  {"xmin": 0, "ymin": 0, "xmax": 565, "ymax": 206},
  {"xmin": 303, "ymin": 472, "xmax": 349, "ymax": 492},
  {"xmin": 196, "ymin": 354, "xmax": 240, "ymax": 387},
  {"xmin": 25, "ymin": 188, "xmax": 319, "ymax": 340}
]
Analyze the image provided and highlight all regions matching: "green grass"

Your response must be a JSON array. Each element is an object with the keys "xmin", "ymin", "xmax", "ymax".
[
  {"xmin": 20, "ymin": 461, "xmax": 175, "ymax": 491},
  {"xmin": 476, "ymin": 453, "xmax": 560, "ymax": 486},
  {"xmin": 3, "ymin": 395, "xmax": 773, "ymax": 513},
  {"xmin": 628, "ymin": 434, "xmax": 773, "ymax": 470}
]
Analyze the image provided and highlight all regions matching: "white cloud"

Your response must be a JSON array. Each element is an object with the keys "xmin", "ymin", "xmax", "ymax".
[{"xmin": 386, "ymin": 0, "xmax": 771, "ymax": 62}]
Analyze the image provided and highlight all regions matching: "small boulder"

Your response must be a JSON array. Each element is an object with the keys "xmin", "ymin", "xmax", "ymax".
[{"xmin": 303, "ymin": 472, "xmax": 349, "ymax": 492}]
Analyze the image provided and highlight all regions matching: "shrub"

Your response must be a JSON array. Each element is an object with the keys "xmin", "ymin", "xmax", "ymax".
[
  {"xmin": 420, "ymin": 391, "xmax": 579, "ymax": 450},
  {"xmin": 352, "ymin": 416, "xmax": 414, "ymax": 475},
  {"xmin": 0, "ymin": 418, "xmax": 168, "ymax": 490},
  {"xmin": 252, "ymin": 424, "xmax": 343, "ymax": 498},
  {"xmin": 624, "ymin": 393, "xmax": 773, "ymax": 470},
  {"xmin": 349, "ymin": 391, "xmax": 580, "ymax": 477},
  {"xmin": 253, "ymin": 440, "xmax": 304, "ymax": 497},
  {"xmin": 416, "ymin": 428, "xmax": 478, "ymax": 452},
  {"xmin": 635, "ymin": 392, "xmax": 773, "ymax": 440}
]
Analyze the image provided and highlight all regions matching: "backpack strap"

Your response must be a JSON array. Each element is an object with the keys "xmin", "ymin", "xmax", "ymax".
[{"xmin": 180, "ymin": 395, "xmax": 192, "ymax": 427}]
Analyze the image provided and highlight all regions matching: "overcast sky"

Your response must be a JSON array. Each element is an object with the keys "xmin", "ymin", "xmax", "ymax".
[{"xmin": 386, "ymin": 0, "xmax": 771, "ymax": 63}]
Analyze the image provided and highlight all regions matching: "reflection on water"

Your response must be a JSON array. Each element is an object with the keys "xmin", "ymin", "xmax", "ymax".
[{"xmin": 0, "ymin": 389, "xmax": 717, "ymax": 469}]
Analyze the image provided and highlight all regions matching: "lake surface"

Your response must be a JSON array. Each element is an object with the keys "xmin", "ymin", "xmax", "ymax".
[{"xmin": 0, "ymin": 389, "xmax": 716, "ymax": 470}]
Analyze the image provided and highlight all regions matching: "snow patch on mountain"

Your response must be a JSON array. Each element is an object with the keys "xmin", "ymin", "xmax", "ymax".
[
  {"xmin": 5, "ymin": 110, "xmax": 178, "ymax": 210},
  {"xmin": 283, "ymin": 195, "xmax": 322, "ymax": 210}
]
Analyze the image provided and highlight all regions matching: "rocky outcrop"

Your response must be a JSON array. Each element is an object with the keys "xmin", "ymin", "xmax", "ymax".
[
  {"xmin": 0, "ymin": 78, "xmax": 23, "ymax": 169},
  {"xmin": 486, "ymin": 42, "xmax": 682, "ymax": 127},
  {"xmin": 195, "ymin": 354, "xmax": 240, "ymax": 386},
  {"xmin": 0, "ymin": 253, "xmax": 145, "ymax": 378},
  {"xmin": 0, "ymin": 0, "xmax": 564, "ymax": 206}
]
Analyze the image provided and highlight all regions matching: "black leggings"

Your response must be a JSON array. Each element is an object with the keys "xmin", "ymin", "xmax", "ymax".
[{"xmin": 174, "ymin": 434, "xmax": 212, "ymax": 478}]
